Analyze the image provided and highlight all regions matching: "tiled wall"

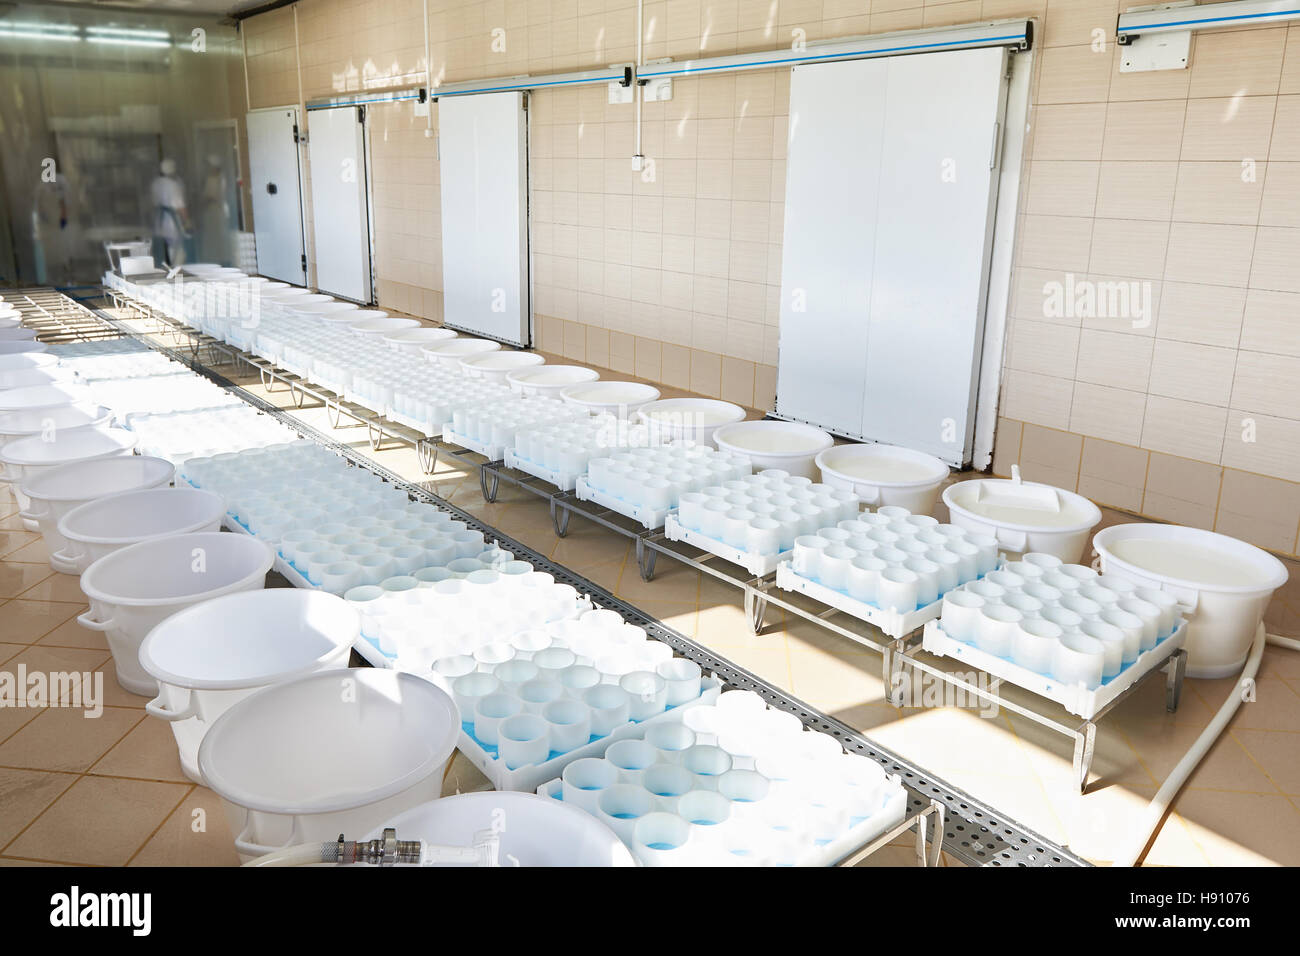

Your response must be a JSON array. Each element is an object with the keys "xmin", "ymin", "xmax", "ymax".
[{"xmin": 240, "ymin": 1, "xmax": 1300, "ymax": 555}]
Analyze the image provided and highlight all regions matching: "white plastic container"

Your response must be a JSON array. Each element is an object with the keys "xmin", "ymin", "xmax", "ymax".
[
  {"xmin": 198, "ymin": 668, "xmax": 459, "ymax": 862},
  {"xmin": 712, "ymin": 420, "xmax": 834, "ymax": 480},
  {"xmin": 816, "ymin": 443, "xmax": 949, "ymax": 515},
  {"xmin": 638, "ymin": 398, "xmax": 746, "ymax": 446},
  {"xmin": 0, "ymin": 366, "xmax": 78, "ymax": 390},
  {"xmin": 139, "ymin": 590, "xmax": 359, "ymax": 784},
  {"xmin": 0, "ymin": 341, "xmax": 48, "ymax": 355},
  {"xmin": 459, "ymin": 350, "xmax": 545, "ymax": 382},
  {"xmin": 0, "ymin": 327, "xmax": 37, "ymax": 341},
  {"xmin": 0, "ymin": 382, "xmax": 94, "ymax": 413},
  {"xmin": 942, "ymin": 466, "xmax": 1102, "ymax": 563},
  {"xmin": 0, "ymin": 424, "xmax": 137, "ymax": 526},
  {"xmin": 0, "ymin": 403, "xmax": 113, "ymax": 445},
  {"xmin": 19, "ymin": 455, "xmax": 175, "ymax": 568},
  {"xmin": 0, "ymin": 352, "xmax": 58, "ymax": 372},
  {"xmin": 560, "ymin": 381, "xmax": 661, "ymax": 418},
  {"xmin": 384, "ymin": 327, "xmax": 457, "ymax": 351},
  {"xmin": 507, "ymin": 364, "xmax": 599, "ymax": 397},
  {"xmin": 78, "ymin": 531, "xmax": 275, "ymax": 695},
  {"xmin": 423, "ymin": 338, "xmax": 503, "ymax": 368},
  {"xmin": 1093, "ymin": 523, "xmax": 1288, "ymax": 678},
  {"xmin": 54, "ymin": 487, "xmax": 226, "ymax": 574},
  {"xmin": 349, "ymin": 317, "xmax": 419, "ymax": 336},
  {"xmin": 366, "ymin": 792, "xmax": 635, "ymax": 867}
]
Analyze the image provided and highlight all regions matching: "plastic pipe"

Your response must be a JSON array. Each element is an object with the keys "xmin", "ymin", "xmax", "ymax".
[{"xmin": 1117, "ymin": 623, "xmax": 1278, "ymax": 867}]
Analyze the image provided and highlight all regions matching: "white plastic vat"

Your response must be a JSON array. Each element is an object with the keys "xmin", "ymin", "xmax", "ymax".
[
  {"xmin": 459, "ymin": 350, "xmax": 545, "ymax": 382},
  {"xmin": 0, "ymin": 403, "xmax": 113, "ymax": 445},
  {"xmin": 942, "ymin": 466, "xmax": 1101, "ymax": 563},
  {"xmin": 712, "ymin": 420, "xmax": 833, "ymax": 480},
  {"xmin": 507, "ymin": 364, "xmax": 599, "ymax": 397},
  {"xmin": 637, "ymin": 398, "xmax": 746, "ymax": 446},
  {"xmin": 816, "ymin": 443, "xmax": 949, "ymax": 515},
  {"xmin": 383, "ymin": 327, "xmax": 457, "ymax": 351},
  {"xmin": 422, "ymin": 338, "xmax": 502, "ymax": 368},
  {"xmin": 0, "ymin": 424, "xmax": 137, "ymax": 527},
  {"xmin": 560, "ymin": 381, "xmax": 661, "ymax": 418},
  {"xmin": 140, "ymin": 590, "xmax": 359, "ymax": 783},
  {"xmin": 54, "ymin": 487, "xmax": 225, "ymax": 574}
]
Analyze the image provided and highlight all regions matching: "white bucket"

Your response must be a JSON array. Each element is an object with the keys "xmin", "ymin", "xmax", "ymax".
[
  {"xmin": 422, "ymin": 337, "xmax": 502, "ymax": 368},
  {"xmin": 0, "ymin": 366, "xmax": 77, "ymax": 391},
  {"xmin": 199, "ymin": 668, "xmax": 459, "ymax": 862},
  {"xmin": 816, "ymin": 443, "xmax": 950, "ymax": 515},
  {"xmin": 55, "ymin": 487, "xmax": 225, "ymax": 574},
  {"xmin": 507, "ymin": 364, "xmax": 599, "ymax": 397},
  {"xmin": 637, "ymin": 398, "xmax": 746, "ymax": 446},
  {"xmin": 19, "ymin": 456, "xmax": 175, "ymax": 568},
  {"xmin": 349, "ymin": 317, "xmax": 419, "ymax": 336},
  {"xmin": 0, "ymin": 403, "xmax": 113, "ymax": 445},
  {"xmin": 0, "ymin": 424, "xmax": 137, "ymax": 527},
  {"xmin": 560, "ymin": 381, "xmax": 661, "ymax": 418},
  {"xmin": 0, "ymin": 352, "xmax": 58, "ymax": 372},
  {"xmin": 942, "ymin": 467, "xmax": 1101, "ymax": 563},
  {"xmin": 383, "ymin": 327, "xmax": 457, "ymax": 352},
  {"xmin": 0, "ymin": 328, "xmax": 37, "ymax": 341},
  {"xmin": 0, "ymin": 382, "xmax": 93, "ymax": 413},
  {"xmin": 459, "ymin": 350, "xmax": 545, "ymax": 382},
  {"xmin": 712, "ymin": 420, "xmax": 834, "ymax": 480},
  {"xmin": 1093, "ymin": 523, "xmax": 1288, "ymax": 678},
  {"xmin": 78, "ymin": 531, "xmax": 275, "ymax": 695},
  {"xmin": 0, "ymin": 341, "xmax": 48, "ymax": 355},
  {"xmin": 366, "ymin": 792, "xmax": 635, "ymax": 867},
  {"xmin": 140, "ymin": 590, "xmax": 359, "ymax": 784}
]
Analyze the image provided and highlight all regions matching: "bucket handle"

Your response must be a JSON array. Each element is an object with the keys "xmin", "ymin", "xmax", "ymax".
[
  {"xmin": 49, "ymin": 546, "xmax": 82, "ymax": 576},
  {"xmin": 77, "ymin": 609, "xmax": 114, "ymax": 632},
  {"xmin": 145, "ymin": 693, "xmax": 196, "ymax": 722},
  {"xmin": 999, "ymin": 527, "xmax": 1028, "ymax": 554},
  {"xmin": 235, "ymin": 812, "xmax": 303, "ymax": 859}
]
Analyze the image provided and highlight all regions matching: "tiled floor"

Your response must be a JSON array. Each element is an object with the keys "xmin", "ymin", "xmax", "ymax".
[{"xmin": 1, "ymin": 313, "xmax": 1298, "ymax": 867}]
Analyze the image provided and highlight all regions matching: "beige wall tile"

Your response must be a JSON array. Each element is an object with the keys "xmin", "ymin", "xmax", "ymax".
[
  {"xmin": 689, "ymin": 349, "xmax": 721, "ymax": 397},
  {"xmin": 1078, "ymin": 434, "xmax": 1148, "ymax": 510},
  {"xmin": 1089, "ymin": 218, "xmax": 1168, "ymax": 278},
  {"xmin": 1095, "ymin": 162, "xmax": 1178, "ymax": 221},
  {"xmin": 1031, "ymin": 103, "xmax": 1108, "ymax": 160},
  {"xmin": 1018, "ymin": 215, "xmax": 1094, "ymax": 271},
  {"xmin": 1144, "ymin": 449, "xmax": 1223, "ymax": 509},
  {"xmin": 1172, "ymin": 162, "xmax": 1265, "ymax": 224},
  {"xmin": 1268, "ymin": 94, "xmax": 1300, "ymax": 159},
  {"xmin": 1156, "ymin": 282, "xmax": 1246, "ymax": 348},
  {"xmin": 1020, "ymin": 422, "xmax": 1084, "ymax": 474},
  {"xmin": 1148, "ymin": 339, "xmax": 1239, "ymax": 406},
  {"xmin": 1037, "ymin": 45, "xmax": 1113, "ymax": 105},
  {"xmin": 991, "ymin": 417, "xmax": 1023, "ymax": 477},
  {"xmin": 1214, "ymin": 468, "xmax": 1300, "ymax": 553},
  {"xmin": 1249, "ymin": 226, "xmax": 1300, "ymax": 292},
  {"xmin": 1069, "ymin": 381, "xmax": 1147, "ymax": 445},
  {"xmin": 1231, "ymin": 351, "xmax": 1300, "ymax": 419},
  {"xmin": 1163, "ymin": 222, "xmax": 1256, "ymax": 287},
  {"xmin": 1006, "ymin": 319, "xmax": 1081, "ymax": 376},
  {"xmin": 1180, "ymin": 96, "xmax": 1276, "ymax": 161},
  {"xmin": 1240, "ymin": 289, "xmax": 1300, "ymax": 356},
  {"xmin": 1187, "ymin": 27, "xmax": 1289, "ymax": 99},
  {"xmin": 754, "ymin": 362, "xmax": 777, "ymax": 412},
  {"xmin": 1001, "ymin": 369, "xmax": 1074, "ymax": 429},
  {"xmin": 1075, "ymin": 328, "xmax": 1153, "ymax": 390},
  {"xmin": 1102, "ymin": 100, "xmax": 1186, "ymax": 162},
  {"xmin": 1027, "ymin": 161, "xmax": 1100, "ymax": 216},
  {"xmin": 1140, "ymin": 395, "xmax": 1228, "ymax": 463},
  {"xmin": 719, "ymin": 356, "xmax": 755, "ymax": 407},
  {"xmin": 1221, "ymin": 408, "xmax": 1300, "ymax": 483},
  {"xmin": 1260, "ymin": 161, "xmax": 1300, "ymax": 226},
  {"xmin": 1283, "ymin": 27, "xmax": 1300, "ymax": 95}
]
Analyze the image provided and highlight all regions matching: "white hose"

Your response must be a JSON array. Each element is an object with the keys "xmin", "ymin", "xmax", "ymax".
[
  {"xmin": 1116, "ymin": 623, "xmax": 1285, "ymax": 867},
  {"xmin": 243, "ymin": 843, "xmax": 332, "ymax": 867}
]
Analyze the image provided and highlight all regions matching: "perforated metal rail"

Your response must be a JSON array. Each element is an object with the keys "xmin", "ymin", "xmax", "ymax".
[{"xmin": 55, "ymin": 288, "xmax": 1087, "ymax": 867}]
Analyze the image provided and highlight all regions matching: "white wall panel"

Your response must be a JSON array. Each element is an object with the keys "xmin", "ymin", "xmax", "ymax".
[
  {"xmin": 246, "ymin": 107, "xmax": 306, "ymax": 286},
  {"xmin": 307, "ymin": 105, "xmax": 373, "ymax": 303}
]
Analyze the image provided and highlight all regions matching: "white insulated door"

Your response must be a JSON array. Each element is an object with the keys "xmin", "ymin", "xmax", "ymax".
[
  {"xmin": 307, "ymin": 105, "xmax": 374, "ymax": 303},
  {"xmin": 245, "ymin": 107, "xmax": 306, "ymax": 285},
  {"xmin": 776, "ymin": 48, "xmax": 1009, "ymax": 465}
]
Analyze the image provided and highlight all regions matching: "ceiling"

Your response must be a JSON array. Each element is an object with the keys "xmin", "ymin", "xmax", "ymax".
[{"xmin": 38, "ymin": 0, "xmax": 269, "ymax": 16}]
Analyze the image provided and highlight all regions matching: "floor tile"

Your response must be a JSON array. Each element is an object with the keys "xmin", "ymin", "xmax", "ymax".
[
  {"xmin": 0, "ymin": 706, "xmax": 142, "ymax": 773},
  {"xmin": 4, "ymin": 775, "xmax": 190, "ymax": 866},
  {"xmin": 0, "ymin": 599, "xmax": 80, "ymax": 644},
  {"xmin": 18, "ymin": 571, "xmax": 88, "ymax": 604},
  {"xmin": 0, "ymin": 768, "xmax": 78, "ymax": 847},
  {"xmin": 0, "ymin": 563, "xmax": 52, "ymax": 599},
  {"xmin": 128, "ymin": 786, "xmax": 240, "ymax": 867}
]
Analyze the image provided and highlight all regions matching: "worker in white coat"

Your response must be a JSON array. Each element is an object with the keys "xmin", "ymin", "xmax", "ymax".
[{"xmin": 151, "ymin": 158, "xmax": 190, "ymax": 269}]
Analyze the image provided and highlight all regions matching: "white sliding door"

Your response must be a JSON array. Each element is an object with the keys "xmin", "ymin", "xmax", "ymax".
[
  {"xmin": 245, "ymin": 107, "xmax": 306, "ymax": 285},
  {"xmin": 776, "ymin": 47, "xmax": 1010, "ymax": 465},
  {"xmin": 438, "ymin": 92, "xmax": 530, "ymax": 347},
  {"xmin": 307, "ymin": 105, "xmax": 373, "ymax": 303}
]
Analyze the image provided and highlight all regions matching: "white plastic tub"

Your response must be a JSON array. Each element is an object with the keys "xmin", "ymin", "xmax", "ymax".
[
  {"xmin": 199, "ymin": 668, "xmax": 459, "ymax": 862},
  {"xmin": 0, "ymin": 382, "xmax": 93, "ymax": 413},
  {"xmin": 0, "ymin": 403, "xmax": 113, "ymax": 445},
  {"xmin": 422, "ymin": 337, "xmax": 502, "ymax": 368},
  {"xmin": 0, "ymin": 328, "xmax": 37, "ymax": 341},
  {"xmin": 0, "ymin": 352, "xmax": 58, "ymax": 372},
  {"xmin": 459, "ymin": 350, "xmax": 545, "ymax": 382},
  {"xmin": 1093, "ymin": 523, "xmax": 1288, "ymax": 678},
  {"xmin": 817, "ymin": 443, "xmax": 950, "ymax": 515},
  {"xmin": 140, "ymin": 590, "xmax": 359, "ymax": 784},
  {"xmin": 349, "ymin": 317, "xmax": 419, "ymax": 336},
  {"xmin": 0, "ymin": 315, "xmax": 22, "ymax": 329},
  {"xmin": 55, "ymin": 487, "xmax": 225, "ymax": 574},
  {"xmin": 384, "ymin": 327, "xmax": 457, "ymax": 352},
  {"xmin": 0, "ymin": 366, "xmax": 77, "ymax": 391},
  {"xmin": 19, "ymin": 456, "xmax": 175, "ymax": 568},
  {"xmin": 507, "ymin": 364, "xmax": 599, "ymax": 397},
  {"xmin": 942, "ymin": 466, "xmax": 1102, "ymax": 563},
  {"xmin": 0, "ymin": 341, "xmax": 48, "ymax": 355},
  {"xmin": 78, "ymin": 531, "xmax": 274, "ymax": 695},
  {"xmin": 712, "ymin": 420, "xmax": 833, "ymax": 480},
  {"xmin": 637, "ymin": 398, "xmax": 746, "ymax": 446},
  {"xmin": 561, "ymin": 381, "xmax": 661, "ymax": 418},
  {"xmin": 366, "ymin": 792, "xmax": 635, "ymax": 867},
  {"xmin": 0, "ymin": 424, "xmax": 137, "ymax": 526}
]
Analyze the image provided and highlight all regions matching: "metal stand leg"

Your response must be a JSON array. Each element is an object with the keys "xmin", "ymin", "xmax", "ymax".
[
  {"xmin": 326, "ymin": 400, "xmax": 343, "ymax": 429},
  {"xmin": 367, "ymin": 421, "xmax": 383, "ymax": 452},
  {"xmin": 480, "ymin": 464, "xmax": 500, "ymax": 503},
  {"xmin": 916, "ymin": 801, "xmax": 945, "ymax": 867},
  {"xmin": 1072, "ymin": 722, "xmax": 1097, "ymax": 794},
  {"xmin": 1165, "ymin": 649, "xmax": 1187, "ymax": 713},
  {"xmin": 886, "ymin": 639, "xmax": 910, "ymax": 707},
  {"xmin": 550, "ymin": 497, "xmax": 571, "ymax": 537},
  {"xmin": 745, "ymin": 582, "xmax": 769, "ymax": 634},
  {"xmin": 636, "ymin": 537, "xmax": 657, "ymax": 582},
  {"xmin": 417, "ymin": 440, "xmax": 437, "ymax": 475}
]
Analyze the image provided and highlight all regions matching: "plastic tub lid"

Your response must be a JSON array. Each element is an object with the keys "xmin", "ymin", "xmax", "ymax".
[
  {"xmin": 384, "ymin": 327, "xmax": 457, "ymax": 346},
  {"xmin": 638, "ymin": 398, "xmax": 746, "ymax": 429},
  {"xmin": 942, "ymin": 466, "xmax": 1100, "ymax": 532},
  {"xmin": 460, "ymin": 351, "xmax": 545, "ymax": 372},
  {"xmin": 0, "ymin": 424, "xmax": 137, "ymax": 466},
  {"xmin": 422, "ymin": 338, "xmax": 503, "ymax": 357},
  {"xmin": 140, "ymin": 590, "xmax": 360, "ymax": 690},
  {"xmin": 1094, "ymin": 523, "xmax": 1288, "ymax": 595},
  {"xmin": 507, "ymin": 364, "xmax": 598, "ymax": 387},
  {"xmin": 349, "ymin": 317, "xmax": 418, "ymax": 334},
  {"xmin": 57, "ymin": 487, "xmax": 225, "ymax": 544},
  {"xmin": 560, "ymin": 381, "xmax": 661, "ymax": 407},
  {"xmin": 816, "ymin": 442, "xmax": 949, "ymax": 488},
  {"xmin": 21, "ymin": 455, "xmax": 174, "ymax": 503},
  {"xmin": 79, "ymin": 531, "xmax": 274, "ymax": 607}
]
